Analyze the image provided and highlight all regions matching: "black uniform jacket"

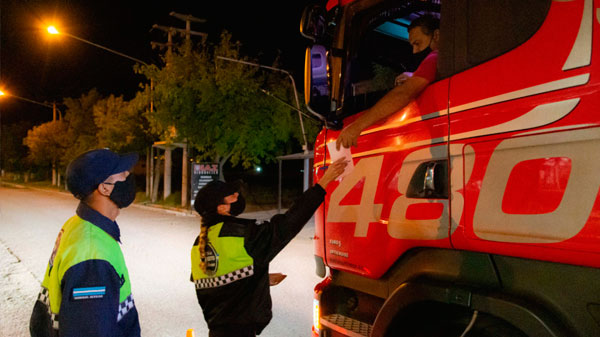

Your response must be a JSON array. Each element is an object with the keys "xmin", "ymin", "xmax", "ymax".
[{"xmin": 193, "ymin": 184, "xmax": 326, "ymax": 334}]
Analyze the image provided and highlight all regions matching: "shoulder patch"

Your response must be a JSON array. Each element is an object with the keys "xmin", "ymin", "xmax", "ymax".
[{"xmin": 72, "ymin": 286, "xmax": 106, "ymax": 300}]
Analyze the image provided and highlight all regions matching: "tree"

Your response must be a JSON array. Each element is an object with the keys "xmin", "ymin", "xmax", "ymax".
[
  {"xmin": 23, "ymin": 120, "xmax": 69, "ymax": 170},
  {"xmin": 139, "ymin": 32, "xmax": 316, "ymax": 178},
  {"xmin": 60, "ymin": 89, "xmax": 103, "ymax": 168},
  {"xmin": 1, "ymin": 120, "xmax": 34, "ymax": 172},
  {"xmin": 94, "ymin": 92, "xmax": 151, "ymax": 153}
]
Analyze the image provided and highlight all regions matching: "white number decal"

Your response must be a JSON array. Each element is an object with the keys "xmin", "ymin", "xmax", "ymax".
[
  {"xmin": 327, "ymin": 156, "xmax": 384, "ymax": 237},
  {"xmin": 471, "ymin": 128, "xmax": 600, "ymax": 243}
]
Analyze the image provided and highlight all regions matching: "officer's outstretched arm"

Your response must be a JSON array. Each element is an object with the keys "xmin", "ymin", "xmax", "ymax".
[{"xmin": 246, "ymin": 159, "xmax": 347, "ymax": 262}]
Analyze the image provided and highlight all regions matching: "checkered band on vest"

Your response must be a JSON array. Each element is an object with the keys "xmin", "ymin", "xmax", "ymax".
[
  {"xmin": 117, "ymin": 294, "xmax": 135, "ymax": 322},
  {"xmin": 37, "ymin": 286, "xmax": 59, "ymax": 330},
  {"xmin": 194, "ymin": 265, "xmax": 254, "ymax": 289},
  {"xmin": 37, "ymin": 286, "xmax": 50, "ymax": 307}
]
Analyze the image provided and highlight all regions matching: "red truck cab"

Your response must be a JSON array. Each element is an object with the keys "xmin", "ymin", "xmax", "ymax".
[{"xmin": 301, "ymin": 0, "xmax": 600, "ymax": 336}]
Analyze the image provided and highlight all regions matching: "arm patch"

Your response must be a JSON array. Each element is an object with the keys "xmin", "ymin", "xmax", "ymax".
[{"xmin": 72, "ymin": 286, "xmax": 106, "ymax": 300}]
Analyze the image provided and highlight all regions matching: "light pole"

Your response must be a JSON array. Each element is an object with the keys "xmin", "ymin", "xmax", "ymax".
[
  {"xmin": 215, "ymin": 56, "xmax": 312, "ymax": 195},
  {"xmin": 47, "ymin": 25, "xmax": 153, "ymax": 113},
  {"xmin": 0, "ymin": 90, "xmax": 62, "ymax": 183},
  {"xmin": 47, "ymin": 26, "xmax": 148, "ymax": 66},
  {"xmin": 47, "ymin": 25, "xmax": 155, "ymax": 195},
  {"xmin": 216, "ymin": 56, "xmax": 309, "ymax": 153}
]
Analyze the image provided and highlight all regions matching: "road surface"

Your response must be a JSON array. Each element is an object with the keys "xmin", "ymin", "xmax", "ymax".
[{"xmin": 0, "ymin": 184, "xmax": 322, "ymax": 336}]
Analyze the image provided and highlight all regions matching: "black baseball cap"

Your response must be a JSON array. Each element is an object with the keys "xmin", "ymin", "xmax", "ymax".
[
  {"xmin": 66, "ymin": 148, "xmax": 138, "ymax": 200},
  {"xmin": 193, "ymin": 180, "xmax": 238, "ymax": 216}
]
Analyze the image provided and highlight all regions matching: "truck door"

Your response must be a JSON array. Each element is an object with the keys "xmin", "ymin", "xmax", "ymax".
[
  {"xmin": 322, "ymin": 1, "xmax": 452, "ymax": 279},
  {"xmin": 447, "ymin": 0, "xmax": 600, "ymax": 266}
]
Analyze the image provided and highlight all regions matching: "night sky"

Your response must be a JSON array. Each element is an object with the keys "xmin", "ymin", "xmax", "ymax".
[{"xmin": 1, "ymin": 0, "xmax": 316, "ymax": 124}]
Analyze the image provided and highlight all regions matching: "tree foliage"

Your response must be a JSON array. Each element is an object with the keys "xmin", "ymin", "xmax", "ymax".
[
  {"xmin": 1, "ymin": 121, "xmax": 35, "ymax": 171},
  {"xmin": 23, "ymin": 120, "xmax": 69, "ymax": 167},
  {"xmin": 139, "ymin": 32, "xmax": 316, "ymax": 172},
  {"xmin": 18, "ymin": 29, "xmax": 321, "ymax": 189},
  {"xmin": 60, "ymin": 89, "xmax": 102, "ymax": 168},
  {"xmin": 94, "ymin": 91, "xmax": 151, "ymax": 153},
  {"xmin": 23, "ymin": 88, "xmax": 153, "ymax": 172}
]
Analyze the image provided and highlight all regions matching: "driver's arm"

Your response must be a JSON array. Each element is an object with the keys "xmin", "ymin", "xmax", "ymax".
[{"xmin": 336, "ymin": 75, "xmax": 429, "ymax": 149}]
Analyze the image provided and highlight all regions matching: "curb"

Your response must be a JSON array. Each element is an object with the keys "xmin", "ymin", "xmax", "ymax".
[{"xmin": 1, "ymin": 180, "xmax": 197, "ymax": 217}]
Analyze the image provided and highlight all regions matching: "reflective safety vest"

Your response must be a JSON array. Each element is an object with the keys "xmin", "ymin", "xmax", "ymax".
[
  {"xmin": 191, "ymin": 222, "xmax": 254, "ymax": 289},
  {"xmin": 36, "ymin": 215, "xmax": 133, "ymax": 330}
]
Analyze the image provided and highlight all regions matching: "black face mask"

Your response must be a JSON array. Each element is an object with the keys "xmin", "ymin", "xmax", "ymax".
[
  {"xmin": 229, "ymin": 194, "xmax": 246, "ymax": 216},
  {"xmin": 413, "ymin": 46, "xmax": 432, "ymax": 67},
  {"xmin": 109, "ymin": 174, "xmax": 136, "ymax": 209}
]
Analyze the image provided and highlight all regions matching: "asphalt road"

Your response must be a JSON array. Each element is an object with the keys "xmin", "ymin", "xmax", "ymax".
[{"xmin": 0, "ymin": 184, "xmax": 321, "ymax": 337}]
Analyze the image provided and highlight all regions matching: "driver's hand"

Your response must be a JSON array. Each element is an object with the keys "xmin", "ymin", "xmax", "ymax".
[
  {"xmin": 394, "ymin": 72, "xmax": 412, "ymax": 86},
  {"xmin": 336, "ymin": 122, "xmax": 362, "ymax": 150}
]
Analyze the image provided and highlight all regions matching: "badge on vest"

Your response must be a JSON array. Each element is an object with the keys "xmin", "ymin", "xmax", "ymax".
[
  {"xmin": 204, "ymin": 243, "xmax": 219, "ymax": 277},
  {"xmin": 48, "ymin": 229, "xmax": 65, "ymax": 275},
  {"xmin": 72, "ymin": 286, "xmax": 106, "ymax": 300}
]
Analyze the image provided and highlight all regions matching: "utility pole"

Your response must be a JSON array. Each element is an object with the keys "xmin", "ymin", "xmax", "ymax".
[{"xmin": 150, "ymin": 14, "xmax": 207, "ymax": 207}]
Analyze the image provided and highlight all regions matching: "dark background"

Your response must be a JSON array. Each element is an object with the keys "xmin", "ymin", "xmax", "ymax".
[
  {"xmin": 1, "ymin": 0, "xmax": 316, "ymax": 124},
  {"xmin": 1, "ymin": 0, "xmax": 319, "ymax": 204}
]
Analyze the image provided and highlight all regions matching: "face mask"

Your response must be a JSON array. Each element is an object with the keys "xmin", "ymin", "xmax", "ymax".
[
  {"xmin": 109, "ymin": 174, "xmax": 136, "ymax": 208},
  {"xmin": 413, "ymin": 46, "xmax": 432, "ymax": 66},
  {"xmin": 229, "ymin": 194, "xmax": 246, "ymax": 216}
]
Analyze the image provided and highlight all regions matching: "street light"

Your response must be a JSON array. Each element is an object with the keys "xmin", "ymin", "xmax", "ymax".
[
  {"xmin": 0, "ymin": 90, "xmax": 62, "ymax": 182},
  {"xmin": 46, "ymin": 26, "xmax": 148, "ymax": 66},
  {"xmin": 46, "ymin": 25, "xmax": 153, "ymax": 121},
  {"xmin": 216, "ymin": 56, "xmax": 313, "ymax": 197},
  {"xmin": 46, "ymin": 24, "xmax": 155, "ymax": 195},
  {"xmin": 0, "ymin": 89, "xmax": 61, "ymax": 119}
]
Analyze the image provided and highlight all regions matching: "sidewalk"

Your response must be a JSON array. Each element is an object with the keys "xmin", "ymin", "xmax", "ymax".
[{"xmin": 0, "ymin": 239, "xmax": 40, "ymax": 336}]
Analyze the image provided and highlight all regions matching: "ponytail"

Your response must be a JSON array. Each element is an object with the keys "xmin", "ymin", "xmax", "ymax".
[{"xmin": 198, "ymin": 221, "xmax": 209, "ymax": 273}]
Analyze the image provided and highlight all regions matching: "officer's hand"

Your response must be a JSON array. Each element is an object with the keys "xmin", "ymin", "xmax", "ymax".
[
  {"xmin": 336, "ymin": 123, "xmax": 362, "ymax": 150},
  {"xmin": 318, "ymin": 158, "xmax": 349, "ymax": 189}
]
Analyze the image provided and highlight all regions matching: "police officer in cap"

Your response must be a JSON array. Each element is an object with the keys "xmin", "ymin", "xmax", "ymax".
[
  {"xmin": 191, "ymin": 158, "xmax": 348, "ymax": 337},
  {"xmin": 30, "ymin": 148, "xmax": 141, "ymax": 337}
]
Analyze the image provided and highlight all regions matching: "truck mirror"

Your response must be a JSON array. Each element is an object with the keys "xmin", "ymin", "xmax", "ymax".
[
  {"xmin": 305, "ymin": 45, "xmax": 331, "ymax": 117},
  {"xmin": 300, "ymin": 5, "xmax": 326, "ymax": 42}
]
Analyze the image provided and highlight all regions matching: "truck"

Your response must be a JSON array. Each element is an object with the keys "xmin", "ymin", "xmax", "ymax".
[{"xmin": 300, "ymin": 0, "xmax": 600, "ymax": 336}]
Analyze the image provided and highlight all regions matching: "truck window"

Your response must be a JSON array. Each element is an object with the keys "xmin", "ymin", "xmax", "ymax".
[
  {"xmin": 450, "ymin": 0, "xmax": 551, "ymax": 75},
  {"xmin": 344, "ymin": 1, "xmax": 441, "ymax": 116}
]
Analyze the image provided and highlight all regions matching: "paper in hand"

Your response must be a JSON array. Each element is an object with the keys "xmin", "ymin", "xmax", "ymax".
[{"xmin": 327, "ymin": 141, "xmax": 355, "ymax": 180}]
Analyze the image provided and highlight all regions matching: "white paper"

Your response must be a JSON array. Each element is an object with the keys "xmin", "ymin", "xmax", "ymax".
[{"xmin": 327, "ymin": 141, "xmax": 355, "ymax": 180}]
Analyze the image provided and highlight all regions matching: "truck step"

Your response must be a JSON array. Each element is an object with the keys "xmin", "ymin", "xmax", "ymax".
[{"xmin": 321, "ymin": 314, "xmax": 373, "ymax": 337}]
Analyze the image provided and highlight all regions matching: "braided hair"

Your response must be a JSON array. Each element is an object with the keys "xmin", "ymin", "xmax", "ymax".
[
  {"xmin": 198, "ymin": 221, "xmax": 210, "ymax": 273},
  {"xmin": 193, "ymin": 180, "xmax": 244, "ymax": 273}
]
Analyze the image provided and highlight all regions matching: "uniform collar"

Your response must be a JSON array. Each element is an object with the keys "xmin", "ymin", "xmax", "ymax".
[
  {"xmin": 76, "ymin": 202, "xmax": 121, "ymax": 243},
  {"xmin": 202, "ymin": 213, "xmax": 255, "ymax": 227}
]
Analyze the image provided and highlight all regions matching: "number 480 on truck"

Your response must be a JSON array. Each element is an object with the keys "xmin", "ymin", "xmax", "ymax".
[{"xmin": 300, "ymin": 0, "xmax": 600, "ymax": 336}]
